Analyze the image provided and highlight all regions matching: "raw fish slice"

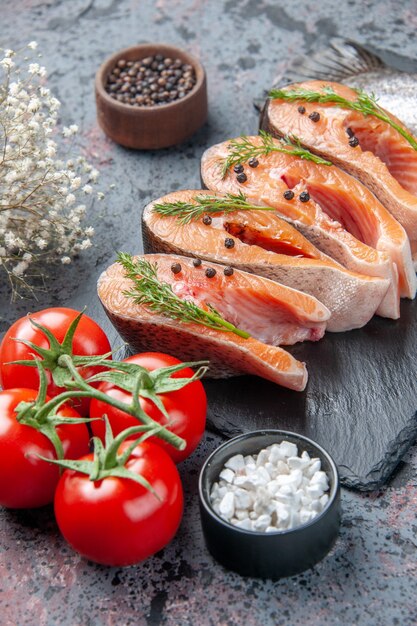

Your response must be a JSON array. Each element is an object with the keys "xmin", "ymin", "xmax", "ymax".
[
  {"xmin": 281, "ymin": 154, "xmax": 416, "ymax": 300},
  {"xmin": 261, "ymin": 80, "xmax": 417, "ymax": 264},
  {"xmin": 98, "ymin": 254, "xmax": 331, "ymax": 390},
  {"xmin": 142, "ymin": 190, "xmax": 390, "ymax": 332},
  {"xmin": 201, "ymin": 138, "xmax": 402, "ymax": 319},
  {"xmin": 152, "ymin": 254, "xmax": 330, "ymax": 345}
]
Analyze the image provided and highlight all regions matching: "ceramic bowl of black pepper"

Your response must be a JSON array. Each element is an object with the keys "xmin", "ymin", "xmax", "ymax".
[
  {"xmin": 198, "ymin": 430, "xmax": 340, "ymax": 580},
  {"xmin": 95, "ymin": 44, "xmax": 207, "ymax": 149}
]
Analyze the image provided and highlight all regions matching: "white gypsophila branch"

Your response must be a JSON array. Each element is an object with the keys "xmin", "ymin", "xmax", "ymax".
[{"xmin": 0, "ymin": 42, "xmax": 103, "ymax": 298}]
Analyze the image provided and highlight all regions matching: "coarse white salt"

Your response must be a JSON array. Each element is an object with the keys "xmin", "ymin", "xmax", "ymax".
[
  {"xmin": 219, "ymin": 468, "xmax": 235, "ymax": 483},
  {"xmin": 225, "ymin": 454, "xmax": 246, "ymax": 472},
  {"xmin": 234, "ymin": 488, "xmax": 253, "ymax": 510},
  {"xmin": 219, "ymin": 491, "xmax": 235, "ymax": 519},
  {"xmin": 209, "ymin": 441, "xmax": 331, "ymax": 532}
]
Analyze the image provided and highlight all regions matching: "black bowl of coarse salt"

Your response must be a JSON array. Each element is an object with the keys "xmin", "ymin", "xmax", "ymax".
[
  {"xmin": 199, "ymin": 430, "xmax": 341, "ymax": 580},
  {"xmin": 95, "ymin": 44, "xmax": 207, "ymax": 149}
]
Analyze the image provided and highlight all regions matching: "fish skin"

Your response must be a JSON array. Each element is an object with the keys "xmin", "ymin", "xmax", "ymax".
[
  {"xmin": 261, "ymin": 80, "xmax": 417, "ymax": 266},
  {"xmin": 200, "ymin": 140, "xmax": 400, "ymax": 319},
  {"xmin": 143, "ymin": 190, "xmax": 390, "ymax": 332},
  {"xmin": 97, "ymin": 254, "xmax": 321, "ymax": 391},
  {"xmin": 261, "ymin": 38, "xmax": 417, "ymax": 135},
  {"xmin": 346, "ymin": 70, "xmax": 417, "ymax": 136}
]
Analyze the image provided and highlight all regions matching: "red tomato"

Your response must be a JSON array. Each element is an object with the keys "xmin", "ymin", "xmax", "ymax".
[
  {"xmin": 54, "ymin": 440, "xmax": 183, "ymax": 566},
  {"xmin": 89, "ymin": 353, "xmax": 207, "ymax": 463},
  {"xmin": 0, "ymin": 388, "xmax": 90, "ymax": 509},
  {"xmin": 0, "ymin": 308, "xmax": 111, "ymax": 415}
]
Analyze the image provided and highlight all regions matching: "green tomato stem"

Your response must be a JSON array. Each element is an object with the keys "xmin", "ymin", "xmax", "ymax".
[{"xmin": 49, "ymin": 354, "xmax": 186, "ymax": 451}]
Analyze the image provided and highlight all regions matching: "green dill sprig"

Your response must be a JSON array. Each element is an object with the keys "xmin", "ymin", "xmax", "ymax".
[
  {"xmin": 269, "ymin": 85, "xmax": 417, "ymax": 152},
  {"xmin": 152, "ymin": 191, "xmax": 275, "ymax": 224},
  {"xmin": 117, "ymin": 253, "xmax": 251, "ymax": 340},
  {"xmin": 220, "ymin": 130, "xmax": 332, "ymax": 178}
]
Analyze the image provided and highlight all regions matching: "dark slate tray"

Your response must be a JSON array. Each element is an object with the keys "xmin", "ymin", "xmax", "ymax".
[
  {"xmin": 204, "ymin": 297, "xmax": 417, "ymax": 491},
  {"xmin": 205, "ymin": 39, "xmax": 417, "ymax": 491}
]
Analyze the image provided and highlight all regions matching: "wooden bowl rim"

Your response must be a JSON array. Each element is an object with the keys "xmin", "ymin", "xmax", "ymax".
[{"xmin": 95, "ymin": 43, "xmax": 206, "ymax": 114}]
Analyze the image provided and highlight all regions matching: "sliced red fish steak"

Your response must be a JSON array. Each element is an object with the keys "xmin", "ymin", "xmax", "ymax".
[
  {"xmin": 98, "ymin": 254, "xmax": 332, "ymax": 391},
  {"xmin": 143, "ymin": 190, "xmax": 390, "ymax": 332},
  {"xmin": 201, "ymin": 137, "xmax": 408, "ymax": 319},
  {"xmin": 262, "ymin": 80, "xmax": 417, "ymax": 265}
]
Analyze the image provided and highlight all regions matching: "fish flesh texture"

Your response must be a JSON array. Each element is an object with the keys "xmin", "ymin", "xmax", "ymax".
[
  {"xmin": 98, "ymin": 254, "xmax": 332, "ymax": 391},
  {"xmin": 143, "ymin": 190, "xmax": 390, "ymax": 332},
  {"xmin": 201, "ymin": 139, "xmax": 403, "ymax": 318},
  {"xmin": 261, "ymin": 80, "xmax": 417, "ymax": 266}
]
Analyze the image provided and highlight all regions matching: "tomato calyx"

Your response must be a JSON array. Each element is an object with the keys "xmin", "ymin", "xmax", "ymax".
[
  {"xmin": 8, "ymin": 312, "xmax": 208, "ymax": 455},
  {"xmin": 24, "ymin": 354, "xmax": 189, "ymax": 452},
  {"xmin": 83, "ymin": 357, "xmax": 208, "ymax": 422},
  {"xmin": 7, "ymin": 310, "xmax": 113, "ymax": 389},
  {"xmin": 14, "ymin": 361, "xmax": 94, "ymax": 462},
  {"xmin": 41, "ymin": 418, "xmax": 163, "ymax": 497}
]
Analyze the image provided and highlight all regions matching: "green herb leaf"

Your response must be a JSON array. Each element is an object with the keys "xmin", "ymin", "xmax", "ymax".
[
  {"xmin": 117, "ymin": 253, "xmax": 251, "ymax": 340},
  {"xmin": 153, "ymin": 191, "xmax": 276, "ymax": 224},
  {"xmin": 269, "ymin": 85, "xmax": 417, "ymax": 153},
  {"xmin": 220, "ymin": 130, "xmax": 332, "ymax": 177}
]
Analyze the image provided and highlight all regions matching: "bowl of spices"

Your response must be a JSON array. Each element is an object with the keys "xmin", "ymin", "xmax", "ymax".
[
  {"xmin": 199, "ymin": 430, "xmax": 340, "ymax": 580},
  {"xmin": 95, "ymin": 44, "xmax": 207, "ymax": 149}
]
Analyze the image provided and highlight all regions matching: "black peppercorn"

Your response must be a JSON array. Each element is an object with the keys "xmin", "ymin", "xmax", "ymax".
[
  {"xmin": 233, "ymin": 164, "xmax": 244, "ymax": 173},
  {"xmin": 105, "ymin": 54, "xmax": 196, "ymax": 107},
  {"xmin": 202, "ymin": 215, "xmax": 212, "ymax": 225},
  {"xmin": 283, "ymin": 190, "xmax": 295, "ymax": 200},
  {"xmin": 248, "ymin": 158, "xmax": 259, "ymax": 168},
  {"xmin": 299, "ymin": 191, "xmax": 310, "ymax": 202},
  {"xmin": 298, "ymin": 106, "xmax": 306, "ymax": 114},
  {"xmin": 205, "ymin": 267, "xmax": 216, "ymax": 278},
  {"xmin": 192, "ymin": 258, "xmax": 202, "ymax": 267},
  {"xmin": 349, "ymin": 137, "xmax": 359, "ymax": 147},
  {"xmin": 236, "ymin": 172, "xmax": 247, "ymax": 184},
  {"xmin": 224, "ymin": 238, "xmax": 235, "ymax": 249},
  {"xmin": 223, "ymin": 266, "xmax": 234, "ymax": 276},
  {"xmin": 346, "ymin": 127, "xmax": 354, "ymax": 138},
  {"xmin": 309, "ymin": 112, "xmax": 320, "ymax": 122},
  {"xmin": 171, "ymin": 262, "xmax": 182, "ymax": 274}
]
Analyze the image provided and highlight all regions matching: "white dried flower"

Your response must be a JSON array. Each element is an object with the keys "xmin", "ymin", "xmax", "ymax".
[
  {"xmin": 62, "ymin": 125, "xmax": 78, "ymax": 138},
  {"xmin": 70, "ymin": 177, "xmax": 81, "ymax": 190},
  {"xmin": 0, "ymin": 43, "xmax": 105, "ymax": 297},
  {"xmin": 28, "ymin": 98, "xmax": 40, "ymax": 112},
  {"xmin": 9, "ymin": 82, "xmax": 20, "ymax": 96},
  {"xmin": 79, "ymin": 238, "xmax": 92, "ymax": 250},
  {"xmin": 0, "ymin": 58, "xmax": 14, "ymax": 69},
  {"xmin": 45, "ymin": 142, "xmax": 56, "ymax": 158},
  {"xmin": 36, "ymin": 238, "xmax": 48, "ymax": 250},
  {"xmin": 12, "ymin": 261, "xmax": 29, "ymax": 276},
  {"xmin": 28, "ymin": 62, "xmax": 40, "ymax": 75}
]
